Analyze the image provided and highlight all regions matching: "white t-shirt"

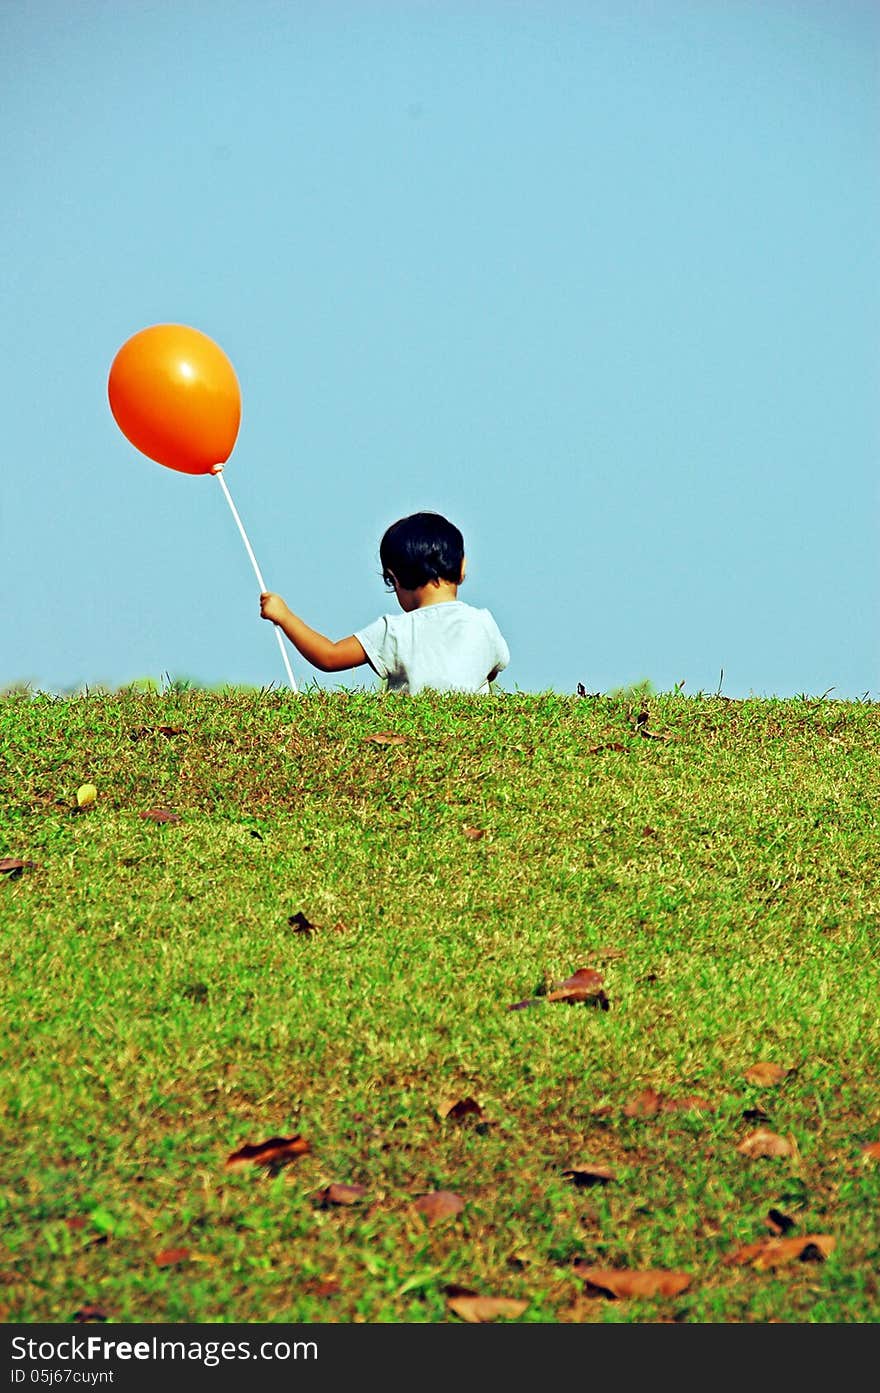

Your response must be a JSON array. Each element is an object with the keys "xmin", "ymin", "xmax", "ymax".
[{"xmin": 354, "ymin": 600, "xmax": 510, "ymax": 694}]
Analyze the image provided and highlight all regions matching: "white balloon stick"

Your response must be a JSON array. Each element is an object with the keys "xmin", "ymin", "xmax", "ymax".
[{"xmin": 212, "ymin": 467, "xmax": 299, "ymax": 694}]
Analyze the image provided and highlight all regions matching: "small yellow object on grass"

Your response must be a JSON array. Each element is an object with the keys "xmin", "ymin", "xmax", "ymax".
[{"xmin": 76, "ymin": 783, "xmax": 98, "ymax": 809}]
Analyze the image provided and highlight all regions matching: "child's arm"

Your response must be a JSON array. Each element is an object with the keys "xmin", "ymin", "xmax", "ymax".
[{"xmin": 260, "ymin": 593, "xmax": 368, "ymax": 673}]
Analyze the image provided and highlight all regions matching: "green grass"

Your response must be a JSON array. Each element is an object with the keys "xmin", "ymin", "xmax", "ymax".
[{"xmin": 1, "ymin": 686, "xmax": 878, "ymax": 1324}]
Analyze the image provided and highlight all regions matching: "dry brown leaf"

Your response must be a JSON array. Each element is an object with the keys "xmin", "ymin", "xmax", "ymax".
[
  {"xmin": 462, "ymin": 826, "xmax": 486, "ymax": 841},
  {"xmin": 575, "ymin": 1265, "xmax": 692, "ymax": 1299},
  {"xmin": 364, "ymin": 732, "xmax": 407, "ymax": 746},
  {"xmin": 155, "ymin": 1247, "xmax": 190, "ymax": 1267},
  {"xmin": 745, "ymin": 1062, "xmax": 790, "ymax": 1087},
  {"xmin": 303, "ymin": 1277, "xmax": 341, "ymax": 1298},
  {"xmin": 623, "ymin": 1088, "xmax": 663, "ymax": 1118},
  {"xmin": 562, "ymin": 1166, "xmax": 616, "ymax": 1188},
  {"xmin": 225, "ymin": 1134, "xmax": 311, "ymax": 1171},
  {"xmin": 547, "ymin": 968, "xmax": 605, "ymax": 1003},
  {"xmin": 139, "ymin": 807, "xmax": 182, "ymax": 824},
  {"xmin": 723, "ymin": 1240, "xmax": 769, "ymax": 1267},
  {"xmin": 447, "ymin": 1294, "xmax": 529, "ymax": 1323},
  {"xmin": 0, "ymin": 857, "xmax": 38, "ymax": 876},
  {"xmin": 438, "ymin": 1096, "xmax": 484, "ymax": 1123},
  {"xmin": 736, "ymin": 1128, "xmax": 793, "ymax": 1159},
  {"xmin": 587, "ymin": 742, "xmax": 628, "ymax": 755},
  {"xmin": 756, "ymin": 1235, "xmax": 836, "ymax": 1269},
  {"xmin": 316, "ymin": 1183, "xmax": 368, "ymax": 1207},
  {"xmin": 661, "ymin": 1095, "xmax": 716, "ymax": 1113},
  {"xmin": 726, "ymin": 1235, "xmax": 835, "ymax": 1270},
  {"xmin": 412, "ymin": 1190, "xmax": 465, "ymax": 1224},
  {"xmin": 860, "ymin": 1141, "xmax": 880, "ymax": 1163}
]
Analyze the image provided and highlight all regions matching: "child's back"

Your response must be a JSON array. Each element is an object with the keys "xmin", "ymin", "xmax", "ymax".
[{"xmin": 355, "ymin": 597, "xmax": 508, "ymax": 694}]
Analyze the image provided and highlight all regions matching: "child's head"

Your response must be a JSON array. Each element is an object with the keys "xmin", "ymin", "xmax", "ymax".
[{"xmin": 380, "ymin": 512, "xmax": 465, "ymax": 593}]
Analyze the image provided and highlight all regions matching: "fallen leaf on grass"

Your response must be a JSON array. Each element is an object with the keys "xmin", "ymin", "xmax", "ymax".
[
  {"xmin": 72, "ymin": 1306, "xmax": 109, "ymax": 1323},
  {"xmin": 364, "ymin": 732, "xmax": 407, "ymax": 746},
  {"xmin": 623, "ymin": 1088, "xmax": 662, "ymax": 1117},
  {"xmin": 562, "ymin": 1166, "xmax": 616, "ymax": 1188},
  {"xmin": 446, "ymin": 1291, "xmax": 529, "ymax": 1323},
  {"xmin": 462, "ymin": 826, "xmax": 486, "ymax": 841},
  {"xmin": 0, "ymin": 858, "xmax": 38, "ymax": 878},
  {"xmin": 662, "ymin": 1095, "xmax": 716, "ymax": 1113},
  {"xmin": 725, "ymin": 1235, "xmax": 835, "ymax": 1270},
  {"xmin": 303, "ymin": 1277, "xmax": 341, "ymax": 1298},
  {"xmin": 623, "ymin": 1088, "xmax": 717, "ymax": 1115},
  {"xmin": 861, "ymin": 1141, "xmax": 880, "ymax": 1163},
  {"xmin": 155, "ymin": 1247, "xmax": 190, "ymax": 1267},
  {"xmin": 574, "ymin": 1265, "xmax": 692, "ymax": 1299},
  {"xmin": 736, "ymin": 1128, "xmax": 794, "ymax": 1159},
  {"xmin": 225, "ymin": 1135, "xmax": 311, "ymax": 1172},
  {"xmin": 75, "ymin": 783, "xmax": 97, "ymax": 809},
  {"xmin": 139, "ymin": 807, "xmax": 182, "ymax": 824},
  {"xmin": 316, "ymin": 1183, "xmax": 368, "ymax": 1207},
  {"xmin": 547, "ymin": 967, "xmax": 604, "ymax": 1001},
  {"xmin": 745, "ymin": 1062, "xmax": 792, "ymax": 1087},
  {"xmin": 547, "ymin": 968, "xmax": 607, "ymax": 1007},
  {"xmin": 587, "ymin": 742, "xmax": 628, "ymax": 755},
  {"xmin": 437, "ymin": 1096, "xmax": 484, "ymax": 1123},
  {"xmin": 412, "ymin": 1191, "xmax": 465, "ymax": 1224}
]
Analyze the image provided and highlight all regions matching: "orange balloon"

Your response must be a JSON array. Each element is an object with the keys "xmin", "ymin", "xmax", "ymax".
[{"xmin": 108, "ymin": 324, "xmax": 241, "ymax": 475}]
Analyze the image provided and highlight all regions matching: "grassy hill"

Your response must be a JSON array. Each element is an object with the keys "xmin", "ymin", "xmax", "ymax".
[{"xmin": 1, "ymin": 687, "xmax": 878, "ymax": 1323}]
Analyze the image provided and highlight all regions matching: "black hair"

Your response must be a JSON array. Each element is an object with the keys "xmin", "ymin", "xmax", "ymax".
[{"xmin": 379, "ymin": 511, "xmax": 465, "ymax": 591}]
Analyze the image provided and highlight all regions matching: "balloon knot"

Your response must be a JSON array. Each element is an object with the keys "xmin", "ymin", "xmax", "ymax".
[{"xmin": 210, "ymin": 463, "xmax": 224, "ymax": 475}]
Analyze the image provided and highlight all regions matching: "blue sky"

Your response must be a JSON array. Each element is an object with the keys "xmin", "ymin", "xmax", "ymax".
[{"xmin": 3, "ymin": 1, "xmax": 878, "ymax": 699}]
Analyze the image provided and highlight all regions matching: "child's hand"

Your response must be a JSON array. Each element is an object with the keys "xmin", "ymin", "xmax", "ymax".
[{"xmin": 260, "ymin": 592, "xmax": 288, "ymax": 626}]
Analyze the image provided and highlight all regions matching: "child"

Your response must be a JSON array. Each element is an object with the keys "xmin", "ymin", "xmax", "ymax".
[{"xmin": 259, "ymin": 511, "xmax": 509, "ymax": 694}]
